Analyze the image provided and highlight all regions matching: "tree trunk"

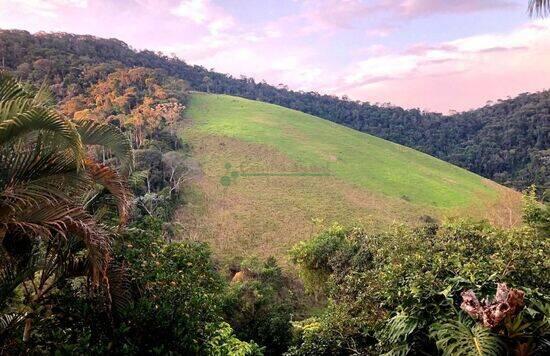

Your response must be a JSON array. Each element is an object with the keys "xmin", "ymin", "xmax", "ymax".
[{"xmin": 23, "ymin": 316, "xmax": 32, "ymax": 342}]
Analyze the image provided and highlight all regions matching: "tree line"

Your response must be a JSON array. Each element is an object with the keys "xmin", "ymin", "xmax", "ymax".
[{"xmin": 0, "ymin": 29, "xmax": 548, "ymax": 197}]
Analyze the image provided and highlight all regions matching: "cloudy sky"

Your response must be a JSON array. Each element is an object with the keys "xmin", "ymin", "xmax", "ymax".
[{"xmin": 0, "ymin": 0, "xmax": 549, "ymax": 112}]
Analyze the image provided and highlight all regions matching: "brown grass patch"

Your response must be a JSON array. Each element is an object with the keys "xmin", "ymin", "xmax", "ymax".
[
  {"xmin": 176, "ymin": 135, "xmax": 438, "ymax": 270},
  {"xmin": 467, "ymin": 179, "xmax": 523, "ymax": 228}
]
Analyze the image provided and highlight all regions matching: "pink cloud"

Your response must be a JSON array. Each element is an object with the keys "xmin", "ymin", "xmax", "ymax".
[
  {"xmin": 404, "ymin": 43, "xmax": 458, "ymax": 55},
  {"xmin": 398, "ymin": 0, "xmax": 517, "ymax": 17},
  {"xmin": 302, "ymin": 0, "xmax": 374, "ymax": 30},
  {"xmin": 0, "ymin": 0, "xmax": 547, "ymax": 114},
  {"xmin": 475, "ymin": 46, "xmax": 528, "ymax": 53},
  {"xmin": 366, "ymin": 25, "xmax": 397, "ymax": 38},
  {"xmin": 261, "ymin": 0, "xmax": 394, "ymax": 39},
  {"xmin": 337, "ymin": 20, "xmax": 550, "ymax": 112},
  {"xmin": 261, "ymin": 0, "xmax": 518, "ymax": 42},
  {"xmin": 170, "ymin": 0, "xmax": 234, "ymax": 35}
]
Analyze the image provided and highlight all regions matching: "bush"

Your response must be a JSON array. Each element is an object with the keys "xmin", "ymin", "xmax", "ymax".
[
  {"xmin": 224, "ymin": 257, "xmax": 294, "ymax": 355},
  {"xmin": 204, "ymin": 322, "xmax": 263, "ymax": 356},
  {"xmin": 0, "ymin": 218, "xmax": 257, "ymax": 355},
  {"xmin": 109, "ymin": 219, "xmax": 227, "ymax": 354},
  {"xmin": 289, "ymin": 216, "xmax": 549, "ymax": 355}
]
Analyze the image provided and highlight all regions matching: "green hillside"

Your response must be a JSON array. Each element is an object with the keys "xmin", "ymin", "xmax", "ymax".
[{"xmin": 179, "ymin": 93, "xmax": 521, "ymax": 263}]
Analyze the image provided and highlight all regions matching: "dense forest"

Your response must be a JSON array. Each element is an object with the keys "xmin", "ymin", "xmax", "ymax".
[{"xmin": 0, "ymin": 29, "xmax": 548, "ymax": 197}]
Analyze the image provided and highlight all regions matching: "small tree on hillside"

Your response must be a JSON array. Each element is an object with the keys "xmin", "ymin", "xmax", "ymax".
[{"xmin": 202, "ymin": 75, "xmax": 213, "ymax": 93}]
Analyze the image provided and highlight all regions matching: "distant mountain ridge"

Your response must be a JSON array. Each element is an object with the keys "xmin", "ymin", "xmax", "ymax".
[{"xmin": 1, "ymin": 29, "xmax": 548, "ymax": 195}]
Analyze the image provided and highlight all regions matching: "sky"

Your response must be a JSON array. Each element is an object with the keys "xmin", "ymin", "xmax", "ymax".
[{"xmin": 0, "ymin": 0, "xmax": 549, "ymax": 113}]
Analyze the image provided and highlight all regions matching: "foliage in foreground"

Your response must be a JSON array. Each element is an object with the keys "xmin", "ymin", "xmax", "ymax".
[
  {"xmin": 0, "ymin": 70, "xmax": 133, "ymax": 346},
  {"xmin": 288, "ymin": 195, "xmax": 549, "ymax": 355},
  {"xmin": 223, "ymin": 257, "xmax": 294, "ymax": 355},
  {"xmin": 1, "ymin": 216, "xmax": 261, "ymax": 354}
]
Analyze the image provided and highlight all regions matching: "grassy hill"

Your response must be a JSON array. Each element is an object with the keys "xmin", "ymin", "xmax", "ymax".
[{"xmin": 178, "ymin": 93, "xmax": 522, "ymax": 265}]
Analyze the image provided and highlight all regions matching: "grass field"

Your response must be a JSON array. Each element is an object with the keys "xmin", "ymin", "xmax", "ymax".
[{"xmin": 178, "ymin": 93, "xmax": 522, "ymax": 265}]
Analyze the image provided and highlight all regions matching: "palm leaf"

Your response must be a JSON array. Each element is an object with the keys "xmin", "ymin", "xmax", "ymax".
[
  {"xmin": 0, "ymin": 257, "xmax": 34, "ymax": 308},
  {"xmin": 529, "ymin": 0, "xmax": 550, "ymax": 17},
  {"xmin": 0, "ymin": 107, "xmax": 83, "ymax": 161},
  {"xmin": 107, "ymin": 261, "xmax": 132, "ymax": 315},
  {"xmin": 0, "ymin": 72, "xmax": 84, "ymax": 164},
  {"xmin": 430, "ymin": 317, "xmax": 504, "ymax": 356},
  {"xmin": 32, "ymin": 79, "xmax": 56, "ymax": 107},
  {"xmin": 3, "ymin": 203, "xmax": 112, "ymax": 285},
  {"xmin": 0, "ymin": 72, "xmax": 26, "ymax": 102},
  {"xmin": 0, "ymin": 144, "xmax": 87, "ymax": 214},
  {"xmin": 76, "ymin": 120, "xmax": 134, "ymax": 175},
  {"xmin": 84, "ymin": 160, "xmax": 133, "ymax": 226},
  {"xmin": 0, "ymin": 96, "xmax": 36, "ymax": 121},
  {"xmin": 0, "ymin": 238, "xmax": 39, "ymax": 309},
  {"xmin": 0, "ymin": 313, "xmax": 24, "ymax": 335}
]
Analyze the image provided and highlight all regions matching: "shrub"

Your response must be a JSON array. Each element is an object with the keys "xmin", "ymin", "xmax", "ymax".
[
  {"xmin": 0, "ymin": 218, "xmax": 250, "ymax": 355},
  {"xmin": 204, "ymin": 322, "xmax": 263, "ymax": 356},
  {"xmin": 289, "ymin": 216, "xmax": 549, "ymax": 355},
  {"xmin": 224, "ymin": 257, "xmax": 294, "ymax": 355},
  {"xmin": 110, "ymin": 220, "xmax": 227, "ymax": 354}
]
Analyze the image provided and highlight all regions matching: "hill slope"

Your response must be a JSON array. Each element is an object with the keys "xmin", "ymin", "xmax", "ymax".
[
  {"xmin": 1, "ymin": 29, "xmax": 548, "ymax": 194},
  {"xmin": 179, "ymin": 93, "xmax": 521, "ymax": 264}
]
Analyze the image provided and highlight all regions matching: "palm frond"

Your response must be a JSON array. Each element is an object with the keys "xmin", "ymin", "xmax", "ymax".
[
  {"xmin": 0, "ymin": 241, "xmax": 38, "ymax": 309},
  {"xmin": 3, "ymin": 203, "xmax": 112, "ymax": 285},
  {"xmin": 32, "ymin": 79, "xmax": 56, "ymax": 107},
  {"xmin": 0, "ymin": 72, "xmax": 84, "ymax": 165},
  {"xmin": 84, "ymin": 160, "xmax": 132, "ymax": 226},
  {"xmin": 0, "ymin": 107, "xmax": 83, "ymax": 160},
  {"xmin": 430, "ymin": 317, "xmax": 504, "ymax": 356},
  {"xmin": 0, "ymin": 72, "xmax": 26, "ymax": 102},
  {"xmin": 0, "ymin": 258, "xmax": 32, "ymax": 308},
  {"xmin": 107, "ymin": 261, "xmax": 132, "ymax": 315},
  {"xmin": 0, "ymin": 313, "xmax": 24, "ymax": 335},
  {"xmin": 529, "ymin": 0, "xmax": 550, "ymax": 17},
  {"xmin": 63, "ymin": 255, "xmax": 89, "ymax": 278},
  {"xmin": 0, "ymin": 144, "xmax": 87, "ymax": 214},
  {"xmin": 76, "ymin": 120, "xmax": 134, "ymax": 175},
  {"xmin": 0, "ymin": 96, "xmax": 36, "ymax": 121}
]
